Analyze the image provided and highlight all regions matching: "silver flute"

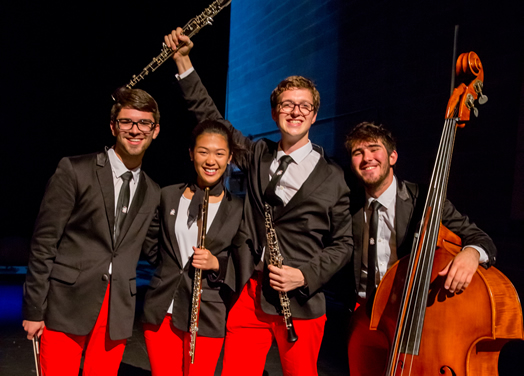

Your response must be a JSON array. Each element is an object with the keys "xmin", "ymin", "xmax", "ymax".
[
  {"xmin": 126, "ymin": 0, "xmax": 232, "ymax": 89},
  {"xmin": 264, "ymin": 203, "xmax": 299, "ymax": 343},
  {"xmin": 32, "ymin": 337, "xmax": 41, "ymax": 376},
  {"xmin": 189, "ymin": 187, "xmax": 210, "ymax": 364}
]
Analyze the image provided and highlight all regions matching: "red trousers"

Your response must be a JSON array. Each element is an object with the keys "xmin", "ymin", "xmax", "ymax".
[
  {"xmin": 143, "ymin": 314, "xmax": 224, "ymax": 376},
  {"xmin": 221, "ymin": 274, "xmax": 326, "ymax": 376},
  {"xmin": 347, "ymin": 300, "xmax": 389, "ymax": 376},
  {"xmin": 39, "ymin": 285, "xmax": 127, "ymax": 376}
]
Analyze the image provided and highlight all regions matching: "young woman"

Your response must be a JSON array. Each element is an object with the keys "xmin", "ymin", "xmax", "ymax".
[{"xmin": 142, "ymin": 120, "xmax": 244, "ymax": 375}]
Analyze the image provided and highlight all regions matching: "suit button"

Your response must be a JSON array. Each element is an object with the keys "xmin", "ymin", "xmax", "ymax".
[
  {"xmin": 102, "ymin": 274, "xmax": 109, "ymax": 281},
  {"xmin": 179, "ymin": 270, "xmax": 184, "ymax": 275}
]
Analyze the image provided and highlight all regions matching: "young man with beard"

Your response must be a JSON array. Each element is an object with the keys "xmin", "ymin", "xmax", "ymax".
[
  {"xmin": 344, "ymin": 122, "xmax": 497, "ymax": 376},
  {"xmin": 22, "ymin": 88, "xmax": 161, "ymax": 376},
  {"xmin": 164, "ymin": 28, "xmax": 353, "ymax": 375}
]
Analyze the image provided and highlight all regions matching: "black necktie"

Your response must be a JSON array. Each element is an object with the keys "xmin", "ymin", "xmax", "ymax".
[
  {"xmin": 187, "ymin": 181, "xmax": 224, "ymax": 228},
  {"xmin": 114, "ymin": 171, "xmax": 133, "ymax": 242},
  {"xmin": 367, "ymin": 200, "xmax": 382, "ymax": 298},
  {"xmin": 264, "ymin": 155, "xmax": 294, "ymax": 206}
]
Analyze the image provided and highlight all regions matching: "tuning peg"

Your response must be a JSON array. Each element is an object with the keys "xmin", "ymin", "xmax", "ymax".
[
  {"xmin": 478, "ymin": 93, "xmax": 488, "ymax": 105},
  {"xmin": 473, "ymin": 80, "xmax": 488, "ymax": 105},
  {"xmin": 472, "ymin": 106, "xmax": 479, "ymax": 117}
]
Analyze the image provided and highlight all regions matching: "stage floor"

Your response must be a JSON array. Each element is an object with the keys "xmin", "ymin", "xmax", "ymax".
[
  {"xmin": 1, "ymin": 262, "xmax": 522, "ymax": 376},
  {"xmin": 0, "ymin": 266, "xmax": 349, "ymax": 376}
]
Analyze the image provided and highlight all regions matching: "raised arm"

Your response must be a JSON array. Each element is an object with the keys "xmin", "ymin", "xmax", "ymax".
[
  {"xmin": 165, "ymin": 28, "xmax": 222, "ymax": 122},
  {"xmin": 165, "ymin": 28, "xmax": 254, "ymax": 171},
  {"xmin": 165, "ymin": 27, "xmax": 194, "ymax": 77}
]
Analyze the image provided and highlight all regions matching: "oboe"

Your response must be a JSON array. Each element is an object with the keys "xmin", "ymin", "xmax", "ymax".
[
  {"xmin": 126, "ymin": 0, "xmax": 232, "ymax": 89},
  {"xmin": 189, "ymin": 187, "xmax": 210, "ymax": 364},
  {"xmin": 264, "ymin": 203, "xmax": 299, "ymax": 343}
]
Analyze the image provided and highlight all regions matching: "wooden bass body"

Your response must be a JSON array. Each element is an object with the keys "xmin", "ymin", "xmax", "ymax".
[{"xmin": 370, "ymin": 224, "xmax": 524, "ymax": 375}]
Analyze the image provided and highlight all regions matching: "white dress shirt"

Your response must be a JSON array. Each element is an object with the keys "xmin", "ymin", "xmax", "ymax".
[
  {"xmin": 176, "ymin": 66, "xmax": 195, "ymax": 81},
  {"xmin": 359, "ymin": 176, "xmax": 398, "ymax": 297},
  {"xmin": 108, "ymin": 148, "xmax": 141, "ymax": 213},
  {"xmin": 270, "ymin": 141, "xmax": 320, "ymax": 206},
  {"xmin": 107, "ymin": 148, "xmax": 141, "ymax": 274}
]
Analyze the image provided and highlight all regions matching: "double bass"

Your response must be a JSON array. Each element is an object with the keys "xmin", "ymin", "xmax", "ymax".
[{"xmin": 369, "ymin": 52, "xmax": 524, "ymax": 375}]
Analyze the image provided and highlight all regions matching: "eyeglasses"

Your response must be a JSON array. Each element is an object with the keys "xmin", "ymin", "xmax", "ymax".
[
  {"xmin": 115, "ymin": 118, "xmax": 156, "ymax": 133},
  {"xmin": 278, "ymin": 101, "xmax": 315, "ymax": 115}
]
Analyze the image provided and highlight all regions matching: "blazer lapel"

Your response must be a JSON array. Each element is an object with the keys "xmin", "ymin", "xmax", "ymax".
[
  {"xmin": 395, "ymin": 179, "xmax": 414, "ymax": 257},
  {"xmin": 115, "ymin": 171, "xmax": 148, "ymax": 248},
  {"xmin": 274, "ymin": 157, "xmax": 331, "ymax": 219},
  {"xmin": 204, "ymin": 192, "xmax": 233, "ymax": 253},
  {"xmin": 96, "ymin": 151, "xmax": 116, "ymax": 247},
  {"xmin": 165, "ymin": 186, "xmax": 185, "ymax": 267},
  {"xmin": 352, "ymin": 206, "xmax": 365, "ymax": 288},
  {"xmin": 259, "ymin": 146, "xmax": 276, "ymax": 195}
]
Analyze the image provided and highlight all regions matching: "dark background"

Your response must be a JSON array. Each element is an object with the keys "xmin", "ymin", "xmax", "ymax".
[
  {"xmin": 0, "ymin": 0, "xmax": 231, "ymax": 249},
  {"xmin": 0, "ymin": 0, "xmax": 523, "ymax": 373},
  {"xmin": 1, "ymin": 1, "xmax": 522, "ymax": 267}
]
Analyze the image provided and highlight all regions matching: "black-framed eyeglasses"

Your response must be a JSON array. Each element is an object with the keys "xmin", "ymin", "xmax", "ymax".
[
  {"xmin": 115, "ymin": 118, "xmax": 156, "ymax": 133},
  {"xmin": 278, "ymin": 101, "xmax": 315, "ymax": 115}
]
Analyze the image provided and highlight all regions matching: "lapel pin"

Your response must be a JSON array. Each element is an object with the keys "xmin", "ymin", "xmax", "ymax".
[{"xmin": 170, "ymin": 209, "xmax": 175, "ymax": 216}]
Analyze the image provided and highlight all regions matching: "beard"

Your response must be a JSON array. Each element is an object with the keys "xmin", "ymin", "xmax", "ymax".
[{"xmin": 358, "ymin": 163, "xmax": 393, "ymax": 195}]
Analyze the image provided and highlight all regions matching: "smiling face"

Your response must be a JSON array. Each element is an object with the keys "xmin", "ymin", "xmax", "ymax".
[
  {"xmin": 190, "ymin": 132, "xmax": 232, "ymax": 188},
  {"xmin": 271, "ymin": 88, "xmax": 318, "ymax": 152},
  {"xmin": 350, "ymin": 138, "xmax": 398, "ymax": 198},
  {"xmin": 110, "ymin": 107, "xmax": 160, "ymax": 169}
]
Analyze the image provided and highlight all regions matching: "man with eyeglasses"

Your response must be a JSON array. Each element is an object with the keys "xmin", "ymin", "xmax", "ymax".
[
  {"xmin": 164, "ymin": 29, "xmax": 352, "ymax": 375},
  {"xmin": 22, "ymin": 88, "xmax": 161, "ymax": 375}
]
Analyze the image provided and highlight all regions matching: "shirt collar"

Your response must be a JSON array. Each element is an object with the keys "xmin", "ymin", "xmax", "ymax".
[
  {"xmin": 108, "ymin": 148, "xmax": 141, "ymax": 182},
  {"xmin": 366, "ymin": 175, "xmax": 397, "ymax": 211},
  {"xmin": 276, "ymin": 140, "xmax": 313, "ymax": 165}
]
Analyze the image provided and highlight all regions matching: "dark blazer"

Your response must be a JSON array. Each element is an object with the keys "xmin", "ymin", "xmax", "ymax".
[
  {"xmin": 141, "ymin": 184, "xmax": 243, "ymax": 338},
  {"xmin": 22, "ymin": 150, "xmax": 161, "ymax": 340},
  {"xmin": 349, "ymin": 178, "xmax": 497, "ymax": 300},
  {"xmin": 178, "ymin": 71, "xmax": 353, "ymax": 320}
]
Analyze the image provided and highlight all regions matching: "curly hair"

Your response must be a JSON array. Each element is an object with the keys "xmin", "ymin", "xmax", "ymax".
[
  {"xmin": 270, "ymin": 76, "xmax": 320, "ymax": 112},
  {"xmin": 345, "ymin": 122, "xmax": 396, "ymax": 155}
]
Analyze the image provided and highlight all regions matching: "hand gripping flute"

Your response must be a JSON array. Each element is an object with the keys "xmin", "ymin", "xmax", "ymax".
[
  {"xmin": 125, "ymin": 0, "xmax": 232, "ymax": 89},
  {"xmin": 189, "ymin": 187, "xmax": 210, "ymax": 364},
  {"xmin": 32, "ymin": 337, "xmax": 41, "ymax": 376},
  {"xmin": 264, "ymin": 203, "xmax": 299, "ymax": 343}
]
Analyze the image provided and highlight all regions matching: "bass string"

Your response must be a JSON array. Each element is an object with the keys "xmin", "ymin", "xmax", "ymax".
[{"xmin": 394, "ymin": 117, "xmax": 458, "ymax": 375}]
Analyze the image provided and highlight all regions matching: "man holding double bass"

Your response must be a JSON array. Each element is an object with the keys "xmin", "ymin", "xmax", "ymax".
[{"xmin": 344, "ymin": 121, "xmax": 497, "ymax": 376}]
